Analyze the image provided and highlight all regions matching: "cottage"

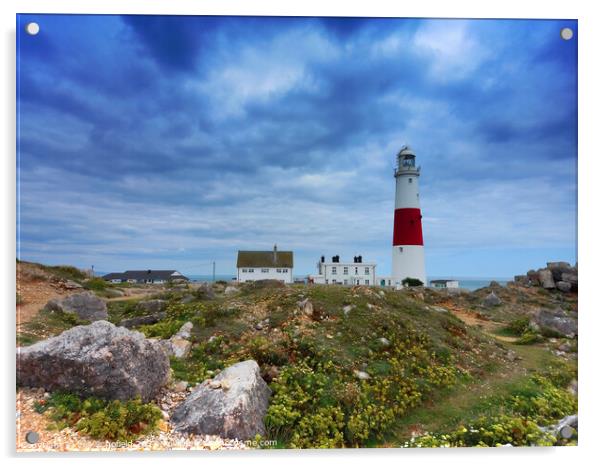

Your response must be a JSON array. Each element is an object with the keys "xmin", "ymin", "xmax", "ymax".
[
  {"xmin": 310, "ymin": 255, "xmax": 377, "ymax": 286},
  {"xmin": 236, "ymin": 245, "xmax": 293, "ymax": 283},
  {"xmin": 102, "ymin": 270, "xmax": 189, "ymax": 284},
  {"xmin": 430, "ymin": 279, "xmax": 459, "ymax": 289}
]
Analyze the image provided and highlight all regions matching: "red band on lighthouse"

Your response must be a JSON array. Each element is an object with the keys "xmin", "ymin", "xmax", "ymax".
[{"xmin": 392, "ymin": 208, "xmax": 424, "ymax": 246}]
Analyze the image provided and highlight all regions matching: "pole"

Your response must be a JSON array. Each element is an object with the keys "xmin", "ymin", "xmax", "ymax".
[{"xmin": 212, "ymin": 261, "xmax": 216, "ymax": 283}]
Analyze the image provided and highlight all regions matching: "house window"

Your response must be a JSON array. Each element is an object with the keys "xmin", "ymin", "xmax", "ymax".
[
  {"xmin": 355, "ymin": 267, "xmax": 358, "ymax": 275},
  {"xmin": 276, "ymin": 269, "xmax": 281, "ymax": 273},
  {"xmin": 261, "ymin": 269, "xmax": 269, "ymax": 273},
  {"xmin": 248, "ymin": 268, "xmax": 254, "ymax": 273},
  {"xmin": 331, "ymin": 267, "xmax": 337, "ymax": 274},
  {"xmin": 408, "ymin": 178, "xmax": 413, "ymax": 183},
  {"xmin": 325, "ymin": 279, "xmax": 329, "ymax": 284},
  {"xmin": 365, "ymin": 280, "xmax": 370, "ymax": 285},
  {"xmin": 344, "ymin": 279, "xmax": 348, "ymax": 285},
  {"xmin": 242, "ymin": 269, "xmax": 248, "ymax": 273},
  {"xmin": 282, "ymin": 269, "xmax": 288, "ymax": 273},
  {"xmin": 365, "ymin": 267, "xmax": 370, "ymax": 275},
  {"xmin": 343, "ymin": 267, "xmax": 348, "ymax": 275}
]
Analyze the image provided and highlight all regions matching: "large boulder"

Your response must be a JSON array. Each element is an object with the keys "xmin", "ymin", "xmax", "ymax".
[
  {"xmin": 43, "ymin": 291, "xmax": 108, "ymax": 321},
  {"xmin": 171, "ymin": 360, "xmax": 271, "ymax": 440},
  {"xmin": 538, "ymin": 269, "xmax": 556, "ymax": 289},
  {"xmin": 17, "ymin": 321, "xmax": 170, "ymax": 401},
  {"xmin": 556, "ymin": 281, "xmax": 572, "ymax": 293},
  {"xmin": 534, "ymin": 308, "xmax": 577, "ymax": 338},
  {"xmin": 483, "ymin": 291, "xmax": 502, "ymax": 307},
  {"xmin": 547, "ymin": 262, "xmax": 573, "ymax": 282},
  {"xmin": 136, "ymin": 299, "xmax": 167, "ymax": 314}
]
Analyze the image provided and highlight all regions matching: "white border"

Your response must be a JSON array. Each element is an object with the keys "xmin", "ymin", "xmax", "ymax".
[{"xmin": 2, "ymin": 1, "xmax": 600, "ymax": 465}]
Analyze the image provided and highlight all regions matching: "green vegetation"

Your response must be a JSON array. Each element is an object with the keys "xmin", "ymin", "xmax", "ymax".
[
  {"xmin": 406, "ymin": 361, "xmax": 577, "ymax": 447},
  {"xmin": 402, "ymin": 277, "xmax": 424, "ymax": 287},
  {"xmin": 83, "ymin": 277, "xmax": 109, "ymax": 291},
  {"xmin": 39, "ymin": 264, "xmax": 87, "ymax": 281},
  {"xmin": 34, "ymin": 392, "xmax": 162, "ymax": 442},
  {"xmin": 17, "ymin": 269, "xmax": 578, "ymax": 449},
  {"xmin": 17, "ymin": 308, "xmax": 84, "ymax": 346}
]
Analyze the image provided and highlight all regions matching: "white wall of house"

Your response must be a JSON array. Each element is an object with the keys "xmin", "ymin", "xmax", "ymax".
[
  {"xmin": 237, "ymin": 267, "xmax": 293, "ymax": 283},
  {"xmin": 311, "ymin": 262, "xmax": 377, "ymax": 286}
]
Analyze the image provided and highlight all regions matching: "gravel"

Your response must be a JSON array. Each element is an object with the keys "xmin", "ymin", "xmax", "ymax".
[{"xmin": 16, "ymin": 388, "xmax": 248, "ymax": 452}]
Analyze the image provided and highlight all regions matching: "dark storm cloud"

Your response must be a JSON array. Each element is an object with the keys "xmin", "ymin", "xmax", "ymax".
[{"xmin": 16, "ymin": 15, "xmax": 577, "ymax": 276}]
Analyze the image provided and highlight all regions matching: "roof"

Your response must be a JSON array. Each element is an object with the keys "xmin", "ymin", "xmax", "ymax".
[
  {"xmin": 430, "ymin": 279, "xmax": 458, "ymax": 284},
  {"xmin": 102, "ymin": 270, "xmax": 189, "ymax": 281},
  {"xmin": 237, "ymin": 251, "xmax": 293, "ymax": 268}
]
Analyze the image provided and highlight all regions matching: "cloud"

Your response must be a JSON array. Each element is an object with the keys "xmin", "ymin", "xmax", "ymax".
[{"xmin": 16, "ymin": 15, "xmax": 577, "ymax": 276}]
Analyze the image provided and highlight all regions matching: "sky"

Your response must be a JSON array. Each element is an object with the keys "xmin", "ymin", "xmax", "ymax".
[{"xmin": 16, "ymin": 15, "xmax": 577, "ymax": 278}]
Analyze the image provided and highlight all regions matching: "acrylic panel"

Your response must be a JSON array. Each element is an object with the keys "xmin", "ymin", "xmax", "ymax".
[{"xmin": 16, "ymin": 14, "xmax": 578, "ymax": 452}]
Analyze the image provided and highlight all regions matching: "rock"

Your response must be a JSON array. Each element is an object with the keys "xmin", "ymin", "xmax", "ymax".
[
  {"xmin": 353, "ymin": 370, "xmax": 371, "ymax": 380},
  {"xmin": 136, "ymin": 299, "xmax": 168, "ymax": 314},
  {"xmin": 538, "ymin": 269, "xmax": 556, "ymax": 289},
  {"xmin": 174, "ymin": 322, "xmax": 193, "ymax": 340},
  {"xmin": 298, "ymin": 298, "xmax": 314, "ymax": 316},
  {"xmin": 535, "ymin": 308, "xmax": 577, "ymax": 337},
  {"xmin": 547, "ymin": 262, "xmax": 573, "ymax": 282},
  {"xmin": 195, "ymin": 284, "xmax": 216, "ymax": 300},
  {"xmin": 378, "ymin": 337, "xmax": 391, "ymax": 347},
  {"xmin": 169, "ymin": 338, "xmax": 192, "ymax": 359},
  {"xmin": 173, "ymin": 380, "xmax": 189, "ymax": 393},
  {"xmin": 342, "ymin": 304, "xmax": 354, "ymax": 316},
  {"xmin": 180, "ymin": 294, "xmax": 195, "ymax": 304},
  {"xmin": 556, "ymin": 281, "xmax": 572, "ymax": 293},
  {"xmin": 63, "ymin": 280, "xmax": 83, "ymax": 290},
  {"xmin": 483, "ymin": 291, "xmax": 502, "ymax": 307},
  {"xmin": 224, "ymin": 286, "xmax": 239, "ymax": 296},
  {"xmin": 119, "ymin": 312, "xmax": 166, "ymax": 329},
  {"xmin": 43, "ymin": 291, "xmax": 108, "ymax": 322},
  {"xmin": 558, "ymin": 342, "xmax": 571, "ymax": 352},
  {"xmin": 513, "ymin": 275, "xmax": 529, "ymax": 286},
  {"xmin": 255, "ymin": 322, "xmax": 264, "ymax": 331},
  {"xmin": 171, "ymin": 360, "xmax": 271, "ymax": 440},
  {"xmin": 527, "ymin": 270, "xmax": 540, "ymax": 286},
  {"xmin": 489, "ymin": 280, "xmax": 501, "ymax": 288},
  {"xmin": 17, "ymin": 321, "xmax": 169, "ymax": 401},
  {"xmin": 568, "ymin": 380, "xmax": 578, "ymax": 396},
  {"xmin": 430, "ymin": 306, "xmax": 449, "ymax": 313},
  {"xmin": 561, "ymin": 272, "xmax": 578, "ymax": 291}
]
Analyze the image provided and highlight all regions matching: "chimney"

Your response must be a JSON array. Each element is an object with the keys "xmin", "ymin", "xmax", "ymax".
[
  {"xmin": 273, "ymin": 244, "xmax": 278, "ymax": 263},
  {"xmin": 321, "ymin": 256, "xmax": 325, "ymax": 263},
  {"xmin": 358, "ymin": 256, "xmax": 362, "ymax": 263}
]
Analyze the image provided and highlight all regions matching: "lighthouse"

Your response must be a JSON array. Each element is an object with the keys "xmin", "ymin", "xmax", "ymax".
[{"xmin": 391, "ymin": 146, "xmax": 426, "ymax": 286}]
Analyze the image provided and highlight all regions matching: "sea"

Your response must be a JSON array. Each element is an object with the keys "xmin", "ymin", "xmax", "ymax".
[{"xmin": 187, "ymin": 275, "xmax": 510, "ymax": 291}]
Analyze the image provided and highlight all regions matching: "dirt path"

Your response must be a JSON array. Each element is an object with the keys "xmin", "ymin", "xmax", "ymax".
[
  {"xmin": 16, "ymin": 263, "xmax": 74, "ymax": 328},
  {"xmin": 437, "ymin": 299, "xmax": 519, "ymax": 343}
]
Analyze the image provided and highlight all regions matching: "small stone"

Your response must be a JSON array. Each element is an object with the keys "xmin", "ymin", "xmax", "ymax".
[
  {"xmin": 353, "ymin": 370, "xmax": 371, "ymax": 380},
  {"xmin": 378, "ymin": 337, "xmax": 391, "ymax": 347}
]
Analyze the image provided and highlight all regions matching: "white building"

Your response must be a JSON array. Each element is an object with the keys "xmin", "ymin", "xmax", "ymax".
[
  {"xmin": 430, "ymin": 279, "xmax": 459, "ymax": 289},
  {"xmin": 236, "ymin": 245, "xmax": 293, "ymax": 283},
  {"xmin": 310, "ymin": 255, "xmax": 377, "ymax": 286}
]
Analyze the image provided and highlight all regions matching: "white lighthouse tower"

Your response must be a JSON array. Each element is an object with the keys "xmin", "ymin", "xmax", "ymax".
[{"xmin": 391, "ymin": 145, "xmax": 426, "ymax": 286}]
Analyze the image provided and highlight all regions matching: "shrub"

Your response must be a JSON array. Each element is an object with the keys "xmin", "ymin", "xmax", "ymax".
[
  {"xmin": 402, "ymin": 277, "xmax": 424, "ymax": 287},
  {"xmin": 34, "ymin": 392, "xmax": 161, "ymax": 441},
  {"xmin": 515, "ymin": 332, "xmax": 544, "ymax": 345},
  {"xmin": 83, "ymin": 278, "xmax": 109, "ymax": 291},
  {"xmin": 406, "ymin": 415, "xmax": 556, "ymax": 447},
  {"xmin": 506, "ymin": 317, "xmax": 531, "ymax": 336}
]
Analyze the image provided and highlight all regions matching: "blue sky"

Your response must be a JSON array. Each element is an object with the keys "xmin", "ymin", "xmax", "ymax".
[{"xmin": 16, "ymin": 15, "xmax": 577, "ymax": 278}]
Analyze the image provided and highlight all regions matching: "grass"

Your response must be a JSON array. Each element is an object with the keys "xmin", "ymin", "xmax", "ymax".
[{"xmin": 385, "ymin": 342, "xmax": 571, "ymax": 445}]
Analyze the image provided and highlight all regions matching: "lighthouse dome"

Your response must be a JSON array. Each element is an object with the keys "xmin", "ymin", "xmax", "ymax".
[{"xmin": 398, "ymin": 145, "xmax": 415, "ymax": 157}]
